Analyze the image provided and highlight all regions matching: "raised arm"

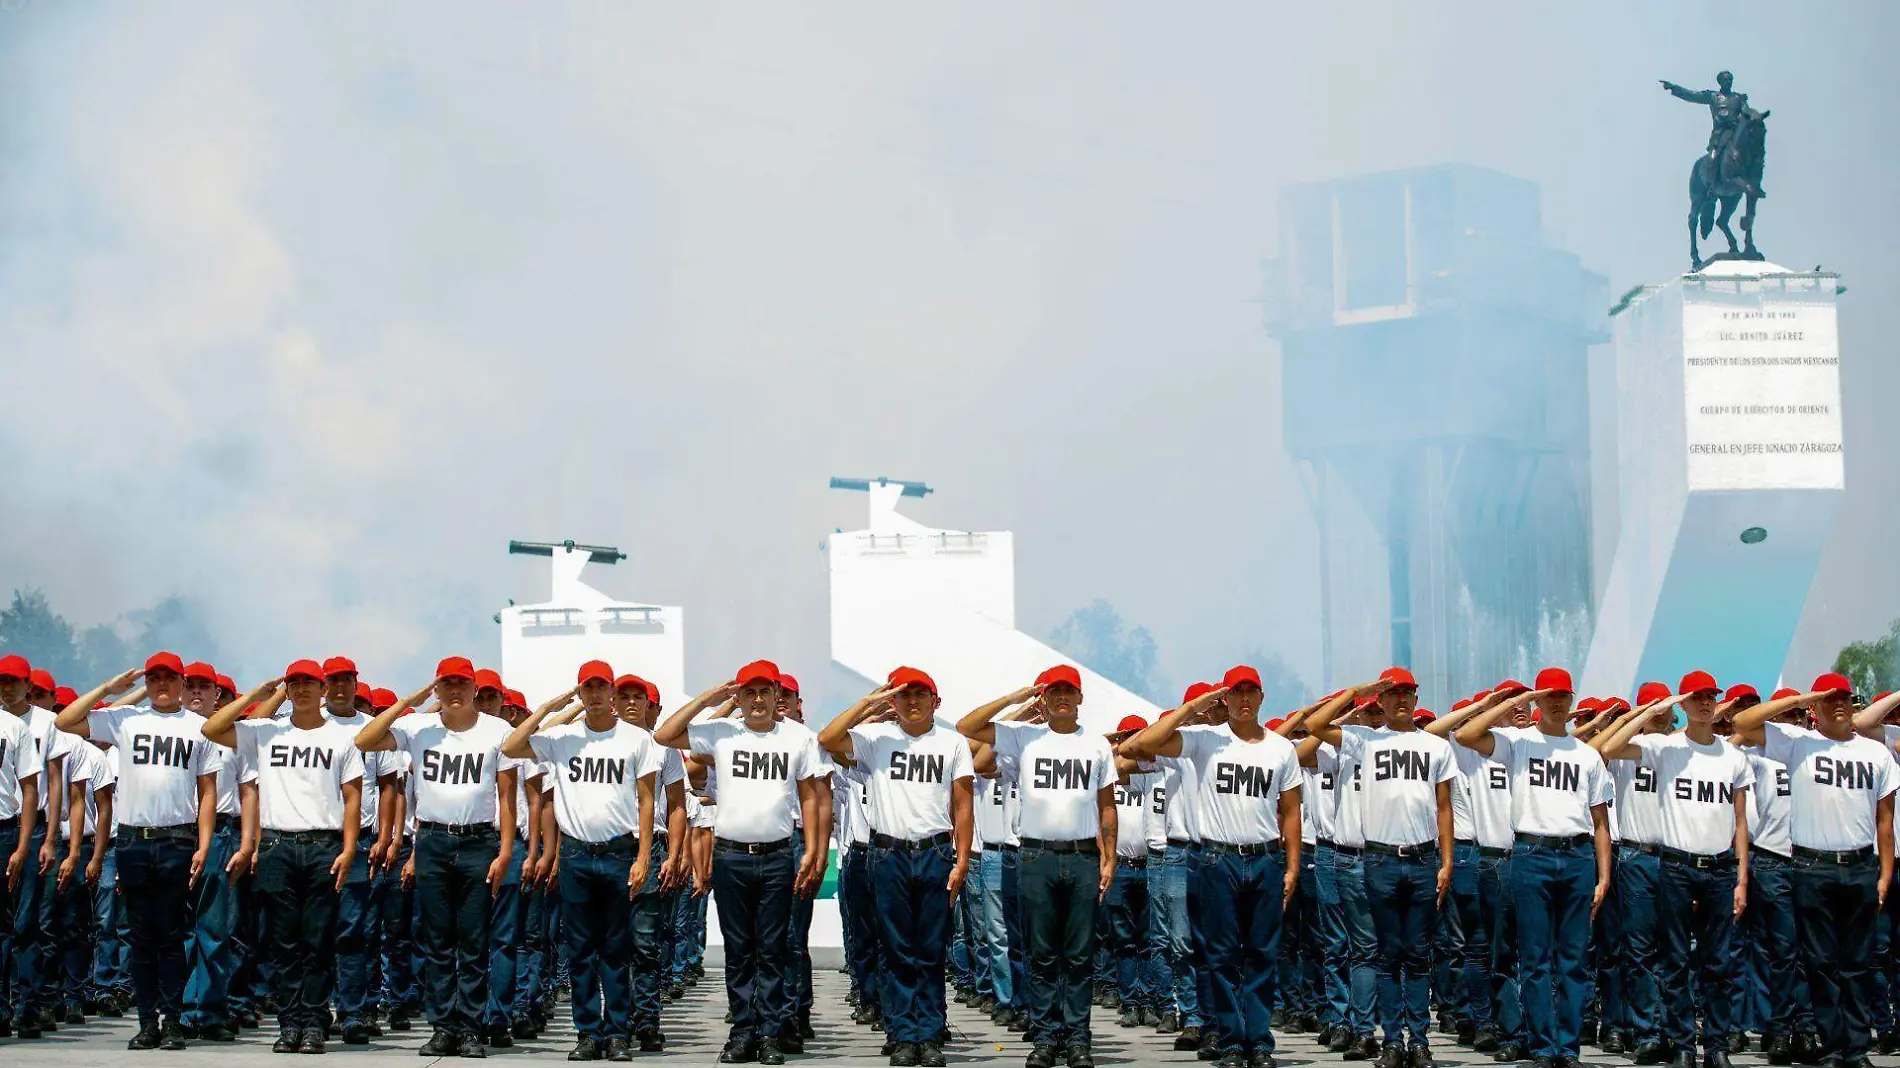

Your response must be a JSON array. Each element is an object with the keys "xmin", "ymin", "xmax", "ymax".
[
  {"xmin": 817, "ymin": 685, "xmax": 897, "ymax": 766},
  {"xmin": 1853, "ymin": 691, "xmax": 1900, "ymax": 738},
  {"xmin": 203, "ymin": 679, "xmax": 284, "ymax": 749},
  {"xmin": 653, "ymin": 682, "xmax": 735, "ymax": 751},
  {"xmin": 1590, "ymin": 697, "xmax": 1680, "ymax": 761},
  {"xmin": 1308, "ymin": 678, "xmax": 1393, "ymax": 749},
  {"xmin": 1454, "ymin": 688, "xmax": 1544, "ymax": 757},
  {"xmin": 56, "ymin": 667, "xmax": 143, "ymax": 736},
  {"xmin": 355, "ymin": 682, "xmax": 435, "ymax": 752},
  {"xmin": 1424, "ymin": 691, "xmax": 1505, "ymax": 738},
  {"xmin": 956, "ymin": 685, "xmax": 1041, "ymax": 747},
  {"xmin": 1661, "ymin": 80, "xmax": 1715, "ymax": 104},
  {"xmin": 1730, "ymin": 690, "xmax": 1825, "ymax": 745},
  {"xmin": 1120, "ymin": 687, "xmax": 1228, "ymax": 761},
  {"xmin": 503, "ymin": 690, "xmax": 576, "ymax": 760}
]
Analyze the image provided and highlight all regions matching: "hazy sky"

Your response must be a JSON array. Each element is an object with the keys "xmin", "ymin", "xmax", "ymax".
[{"xmin": 3, "ymin": 1, "xmax": 1895, "ymax": 703}]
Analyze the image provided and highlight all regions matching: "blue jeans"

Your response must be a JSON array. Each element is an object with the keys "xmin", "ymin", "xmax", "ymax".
[
  {"xmin": 53, "ymin": 852, "xmax": 97, "ymax": 1007},
  {"xmin": 1611, "ymin": 846, "xmax": 1661, "ymax": 1044},
  {"xmin": 1105, "ymin": 858, "xmax": 1155, "ymax": 1008},
  {"xmin": 117, "ymin": 833, "xmax": 196, "ymax": 1027},
  {"xmin": 976, "ymin": 849, "xmax": 1013, "ymax": 1007},
  {"xmin": 785, "ymin": 837, "xmax": 816, "ymax": 1026},
  {"xmin": 1445, "ymin": 843, "xmax": 1494, "ymax": 1031},
  {"xmin": 1152, "ymin": 844, "xmax": 1198, "ymax": 1025},
  {"xmin": 10, "ymin": 827, "xmax": 57, "ymax": 1020},
  {"xmin": 331, "ymin": 841, "xmax": 377, "ymax": 1026},
  {"xmin": 1792, "ymin": 852, "xmax": 1879, "ymax": 1059},
  {"xmin": 1018, "ymin": 845, "xmax": 1100, "ymax": 1048},
  {"xmin": 713, "ymin": 841, "xmax": 795, "ymax": 1047},
  {"xmin": 183, "ymin": 821, "xmax": 241, "ymax": 1027},
  {"xmin": 484, "ymin": 847, "xmax": 526, "ymax": 1029},
  {"xmin": 1481, "ymin": 851, "xmax": 1524, "ymax": 1046},
  {"xmin": 1199, "ymin": 847, "xmax": 1288, "ymax": 1056},
  {"xmin": 416, "ymin": 829, "xmax": 497, "ymax": 1034},
  {"xmin": 1365, "ymin": 850, "xmax": 1439, "ymax": 1047},
  {"xmin": 1659, "ymin": 856, "xmax": 1738, "ymax": 1053},
  {"xmin": 90, "ymin": 847, "xmax": 130, "ymax": 1000},
  {"xmin": 628, "ymin": 841, "xmax": 671, "ymax": 1035},
  {"xmin": 674, "ymin": 888, "xmax": 707, "ymax": 976},
  {"xmin": 253, "ymin": 833, "xmax": 344, "ymax": 1031},
  {"xmin": 1512, "ymin": 838, "xmax": 1595, "ymax": 1060},
  {"xmin": 1328, "ymin": 846, "xmax": 1379, "ymax": 1038},
  {"xmin": 870, "ymin": 842, "xmax": 955, "ymax": 1043},
  {"xmin": 558, "ymin": 841, "xmax": 634, "ymax": 1039},
  {"xmin": 840, "ymin": 845, "xmax": 882, "ymax": 1010},
  {"xmin": 515, "ymin": 884, "xmax": 547, "ymax": 1015},
  {"xmin": 1282, "ymin": 850, "xmax": 1319, "ymax": 1018},
  {"xmin": 378, "ymin": 843, "xmax": 420, "ymax": 1013}
]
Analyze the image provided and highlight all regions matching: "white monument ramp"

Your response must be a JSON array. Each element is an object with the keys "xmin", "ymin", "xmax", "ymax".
[
  {"xmin": 1581, "ymin": 260, "xmax": 1842, "ymax": 699},
  {"xmin": 498, "ymin": 540, "xmax": 685, "ymax": 712},
  {"xmin": 827, "ymin": 479, "xmax": 1161, "ymax": 734}
]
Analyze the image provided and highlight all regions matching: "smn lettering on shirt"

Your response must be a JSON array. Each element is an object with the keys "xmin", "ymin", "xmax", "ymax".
[
  {"xmin": 568, "ymin": 756, "xmax": 627, "ymax": 784},
  {"xmin": 423, "ymin": 750, "xmax": 486, "ymax": 785},
  {"xmin": 1633, "ymin": 766, "xmax": 1658, "ymax": 793},
  {"xmin": 888, "ymin": 751, "xmax": 946, "ymax": 784},
  {"xmin": 1032, "ymin": 757, "xmax": 1094, "ymax": 791},
  {"xmin": 1373, "ymin": 749, "xmax": 1431, "ymax": 782},
  {"xmin": 133, "ymin": 734, "xmax": 196, "ymax": 768},
  {"xmin": 731, "ymin": 750, "xmax": 790, "ymax": 781},
  {"xmin": 1214, "ymin": 762, "xmax": 1274, "ymax": 798},
  {"xmin": 1671, "ymin": 778, "xmax": 1735, "ymax": 804},
  {"xmin": 267, "ymin": 744, "xmax": 335, "ymax": 770},
  {"xmin": 1526, "ymin": 757, "xmax": 1580, "ymax": 792},
  {"xmin": 1813, "ymin": 757, "xmax": 1877, "ymax": 790}
]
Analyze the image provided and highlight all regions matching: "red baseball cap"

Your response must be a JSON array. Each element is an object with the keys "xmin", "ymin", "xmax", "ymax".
[
  {"xmin": 216, "ymin": 674, "xmax": 236, "ymax": 694},
  {"xmin": 889, "ymin": 667, "xmax": 938, "ymax": 695},
  {"xmin": 144, "ymin": 651, "xmax": 185, "ymax": 677},
  {"xmin": 503, "ymin": 689, "xmax": 526, "ymax": 710},
  {"xmin": 1039, "ymin": 665, "xmax": 1084, "ymax": 692},
  {"xmin": 1380, "ymin": 666, "xmax": 1419, "ymax": 691},
  {"xmin": 643, "ymin": 680, "xmax": 661, "ymax": 705},
  {"xmin": 780, "ymin": 674, "xmax": 801, "ymax": 695},
  {"xmin": 0, "ymin": 654, "xmax": 29, "ymax": 680},
  {"xmin": 1770, "ymin": 687, "xmax": 1800, "ymax": 701},
  {"xmin": 1493, "ymin": 679, "xmax": 1528, "ymax": 697},
  {"xmin": 321, "ymin": 656, "xmax": 358, "ymax": 679},
  {"xmin": 435, "ymin": 656, "xmax": 476, "ymax": 681},
  {"xmin": 1577, "ymin": 697, "xmax": 1603, "ymax": 713},
  {"xmin": 284, "ymin": 659, "xmax": 324, "ymax": 682},
  {"xmin": 1471, "ymin": 689, "xmax": 1493, "ymax": 703},
  {"xmin": 1603, "ymin": 698, "xmax": 1631, "ymax": 714},
  {"xmin": 1679, "ymin": 670, "xmax": 1720, "ymax": 696},
  {"xmin": 353, "ymin": 681, "xmax": 372, "ymax": 703},
  {"xmin": 1636, "ymin": 681, "xmax": 1672, "ymax": 705},
  {"xmin": 1222, "ymin": 665, "xmax": 1263, "ymax": 691},
  {"xmin": 1724, "ymin": 683, "xmax": 1760, "ymax": 704},
  {"xmin": 183, "ymin": 661, "xmax": 218, "ymax": 684},
  {"xmin": 1413, "ymin": 711, "xmax": 1436, "ymax": 725},
  {"xmin": 576, "ymin": 660, "xmax": 615, "ymax": 686},
  {"xmin": 1182, "ymin": 682, "xmax": 1215, "ymax": 703},
  {"xmin": 473, "ymin": 668, "xmax": 504, "ymax": 693},
  {"xmin": 370, "ymin": 687, "xmax": 398, "ymax": 711},
  {"xmin": 733, "ymin": 660, "xmax": 781, "ymax": 688},
  {"xmin": 1534, "ymin": 667, "xmax": 1574, "ymax": 694},
  {"xmin": 27, "ymin": 668, "xmax": 55, "ymax": 692},
  {"xmin": 614, "ymin": 674, "xmax": 649, "ymax": 693},
  {"xmin": 1450, "ymin": 697, "xmax": 1472, "ymax": 713},
  {"xmin": 1814, "ymin": 673, "xmax": 1854, "ymax": 695},
  {"xmin": 1264, "ymin": 717, "xmax": 1286, "ymax": 731},
  {"xmin": 1116, "ymin": 715, "xmax": 1149, "ymax": 734},
  {"xmin": 54, "ymin": 685, "xmax": 77, "ymax": 706}
]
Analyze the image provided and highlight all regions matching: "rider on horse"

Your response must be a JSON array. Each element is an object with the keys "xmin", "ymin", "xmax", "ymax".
[{"xmin": 1661, "ymin": 71, "xmax": 1765, "ymax": 198}]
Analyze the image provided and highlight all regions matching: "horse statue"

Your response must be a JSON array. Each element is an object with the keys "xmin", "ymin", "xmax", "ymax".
[{"xmin": 1688, "ymin": 108, "xmax": 1769, "ymax": 270}]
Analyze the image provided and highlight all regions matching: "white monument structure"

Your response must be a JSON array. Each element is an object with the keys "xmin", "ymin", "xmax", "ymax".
[
  {"xmin": 826, "ymin": 477, "xmax": 1161, "ymax": 733},
  {"xmin": 1581, "ymin": 261, "xmax": 1843, "ymax": 696},
  {"xmin": 497, "ymin": 540, "xmax": 686, "ymax": 711}
]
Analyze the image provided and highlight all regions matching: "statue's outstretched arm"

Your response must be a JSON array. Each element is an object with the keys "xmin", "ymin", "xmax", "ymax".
[{"xmin": 1661, "ymin": 80, "xmax": 1714, "ymax": 105}]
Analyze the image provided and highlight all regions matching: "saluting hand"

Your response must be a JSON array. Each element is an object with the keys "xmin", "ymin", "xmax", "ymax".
[{"xmin": 106, "ymin": 666, "xmax": 144, "ymax": 695}]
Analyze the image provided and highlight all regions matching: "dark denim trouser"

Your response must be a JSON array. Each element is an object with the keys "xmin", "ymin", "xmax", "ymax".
[
  {"xmin": 559, "ymin": 841, "xmax": 634, "ymax": 1039},
  {"xmin": 1611, "ymin": 846, "xmax": 1661, "ymax": 1044},
  {"xmin": 1105, "ymin": 858, "xmax": 1154, "ymax": 1008},
  {"xmin": 841, "ymin": 845, "xmax": 882, "ymax": 1010},
  {"xmin": 1199, "ymin": 846, "xmax": 1288, "ymax": 1056},
  {"xmin": 331, "ymin": 840, "xmax": 377, "ymax": 1026},
  {"xmin": 416, "ymin": 828, "xmax": 497, "ymax": 1035},
  {"xmin": 254, "ymin": 834, "xmax": 343, "ymax": 1031},
  {"xmin": 182, "ymin": 822, "xmax": 241, "ymax": 1027},
  {"xmin": 1658, "ymin": 856, "xmax": 1738, "ymax": 1053},
  {"xmin": 117, "ymin": 832, "xmax": 196, "ymax": 1027},
  {"xmin": 628, "ymin": 840, "xmax": 670, "ymax": 1035},
  {"xmin": 1512, "ymin": 838, "xmax": 1594, "ymax": 1060},
  {"xmin": 713, "ymin": 843, "xmax": 795, "ymax": 1047},
  {"xmin": 1482, "ymin": 851, "xmax": 1524, "ymax": 1046},
  {"xmin": 1018, "ymin": 845, "xmax": 1100, "ymax": 1049},
  {"xmin": 484, "ymin": 845, "xmax": 525, "ymax": 1029},
  {"xmin": 1792, "ymin": 852, "xmax": 1879, "ymax": 1058},
  {"xmin": 870, "ymin": 842, "xmax": 955, "ymax": 1043},
  {"xmin": 1152, "ymin": 844, "xmax": 1198, "ymax": 1025},
  {"xmin": 1445, "ymin": 842, "xmax": 1495, "ymax": 1031},
  {"xmin": 1365, "ymin": 850, "xmax": 1438, "ymax": 1047}
]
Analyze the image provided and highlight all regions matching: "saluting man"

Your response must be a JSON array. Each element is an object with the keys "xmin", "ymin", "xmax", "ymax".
[
  {"xmin": 819, "ymin": 668, "xmax": 975, "ymax": 1068},
  {"xmin": 355, "ymin": 656, "xmax": 522, "ymax": 1059},
  {"xmin": 202, "ymin": 662, "xmax": 365, "ymax": 1055},
  {"xmin": 1731, "ymin": 675, "xmax": 1898, "ymax": 1068},
  {"xmin": 506, "ymin": 660, "xmax": 660, "ymax": 1063},
  {"xmin": 1594, "ymin": 674, "xmax": 1752, "ymax": 1068},
  {"xmin": 1454, "ymin": 669, "xmax": 1612, "ymax": 1068},
  {"xmin": 58, "ymin": 654, "xmax": 219, "ymax": 1052},
  {"xmin": 0, "ymin": 655, "xmax": 46, "ymax": 1040},
  {"xmin": 655, "ymin": 661, "xmax": 826, "ymax": 1067}
]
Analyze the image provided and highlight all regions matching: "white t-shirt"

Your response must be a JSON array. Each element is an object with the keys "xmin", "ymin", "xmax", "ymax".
[
  {"xmin": 848, "ymin": 721, "xmax": 975, "ymax": 841},
  {"xmin": 0, "ymin": 712, "xmax": 44, "ymax": 821},
  {"xmin": 326, "ymin": 709, "xmax": 400, "ymax": 833},
  {"xmin": 1454, "ymin": 740, "xmax": 1514, "ymax": 850},
  {"xmin": 1486, "ymin": 728, "xmax": 1612, "ymax": 839},
  {"xmin": 688, "ymin": 718, "xmax": 820, "ymax": 844},
  {"xmin": 62, "ymin": 741, "xmax": 116, "ymax": 840},
  {"xmin": 1304, "ymin": 744, "xmax": 1338, "ymax": 844},
  {"xmin": 1742, "ymin": 745, "xmax": 1791, "ymax": 857},
  {"xmin": 1634, "ymin": 734, "xmax": 1753, "ymax": 855},
  {"xmin": 389, "ymin": 712, "xmax": 527, "ymax": 828},
  {"xmin": 205, "ymin": 743, "xmax": 241, "ymax": 817},
  {"xmin": 652, "ymin": 748, "xmax": 687, "ymax": 839},
  {"xmin": 1609, "ymin": 756, "xmax": 1667, "ymax": 846},
  {"xmin": 1157, "ymin": 755, "xmax": 1199, "ymax": 843},
  {"xmin": 1762, "ymin": 722, "xmax": 1900, "ymax": 852},
  {"xmin": 1338, "ymin": 726, "xmax": 1456, "ymax": 848},
  {"xmin": 1145, "ymin": 767, "xmax": 1167, "ymax": 851},
  {"xmin": 530, "ymin": 719, "xmax": 665, "ymax": 843},
  {"xmin": 89, "ymin": 704, "xmax": 216, "ymax": 829},
  {"xmin": 975, "ymin": 775, "xmax": 1019, "ymax": 849},
  {"xmin": 236, "ymin": 718, "xmax": 366, "ymax": 833},
  {"xmin": 769, "ymin": 718, "xmax": 828, "ymax": 828},
  {"xmin": 1114, "ymin": 770, "xmax": 1158, "ymax": 859},
  {"xmin": 24, "ymin": 707, "xmax": 79, "ymax": 819},
  {"xmin": 688, "ymin": 794, "xmax": 715, "ymax": 830},
  {"xmin": 993, "ymin": 721, "xmax": 1114, "ymax": 842},
  {"xmin": 1177, "ymin": 726, "xmax": 1304, "ymax": 847},
  {"xmin": 515, "ymin": 762, "xmax": 545, "ymax": 837}
]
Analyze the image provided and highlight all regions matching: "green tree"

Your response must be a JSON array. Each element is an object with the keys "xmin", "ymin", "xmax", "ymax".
[
  {"xmin": 0, "ymin": 588, "xmax": 79, "ymax": 682},
  {"xmin": 1834, "ymin": 617, "xmax": 1900, "ymax": 696},
  {"xmin": 129, "ymin": 594, "xmax": 219, "ymax": 664},
  {"xmin": 1049, "ymin": 599, "xmax": 1162, "ymax": 704}
]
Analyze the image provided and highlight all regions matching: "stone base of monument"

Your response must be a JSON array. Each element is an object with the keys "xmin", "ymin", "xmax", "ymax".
[{"xmin": 1583, "ymin": 259, "xmax": 1843, "ymax": 696}]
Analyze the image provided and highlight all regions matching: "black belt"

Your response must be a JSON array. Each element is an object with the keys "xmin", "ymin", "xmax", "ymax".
[
  {"xmin": 215, "ymin": 814, "xmax": 240, "ymax": 832},
  {"xmin": 569, "ymin": 834, "xmax": 636, "ymax": 857},
  {"xmin": 1364, "ymin": 840, "xmax": 1437, "ymax": 859},
  {"xmin": 870, "ymin": 831, "xmax": 951, "ymax": 853},
  {"xmin": 1117, "ymin": 854, "xmax": 1148, "ymax": 869},
  {"xmin": 1326, "ymin": 842, "xmax": 1363, "ymax": 856},
  {"xmin": 1167, "ymin": 837, "xmax": 1195, "ymax": 849},
  {"xmin": 262, "ymin": 829, "xmax": 344, "ymax": 845},
  {"xmin": 0, "ymin": 816, "xmax": 17, "ymax": 836},
  {"xmin": 1018, "ymin": 836, "xmax": 1098, "ymax": 855},
  {"xmin": 1201, "ymin": 839, "xmax": 1284, "ymax": 857},
  {"xmin": 1659, "ymin": 846, "xmax": 1736, "ymax": 870},
  {"xmin": 1455, "ymin": 836, "xmax": 1477, "ymax": 846},
  {"xmin": 847, "ymin": 842, "xmax": 869, "ymax": 855},
  {"xmin": 714, "ymin": 836, "xmax": 792, "ymax": 856},
  {"xmin": 1620, "ymin": 841, "xmax": 1661, "ymax": 855},
  {"xmin": 419, "ymin": 820, "xmax": 498, "ymax": 838},
  {"xmin": 1752, "ymin": 847, "xmax": 1791, "ymax": 862},
  {"xmin": 997, "ymin": 843, "xmax": 1020, "ymax": 853},
  {"xmin": 118, "ymin": 823, "xmax": 197, "ymax": 843},
  {"xmin": 1793, "ymin": 844, "xmax": 1875, "ymax": 866},
  {"xmin": 1519, "ymin": 832, "xmax": 1591, "ymax": 850},
  {"xmin": 1478, "ymin": 846, "xmax": 1512, "ymax": 859}
]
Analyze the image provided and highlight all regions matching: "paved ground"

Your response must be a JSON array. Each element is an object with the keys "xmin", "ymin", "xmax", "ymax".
[{"xmin": 2, "ymin": 973, "xmax": 1895, "ymax": 1068}]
